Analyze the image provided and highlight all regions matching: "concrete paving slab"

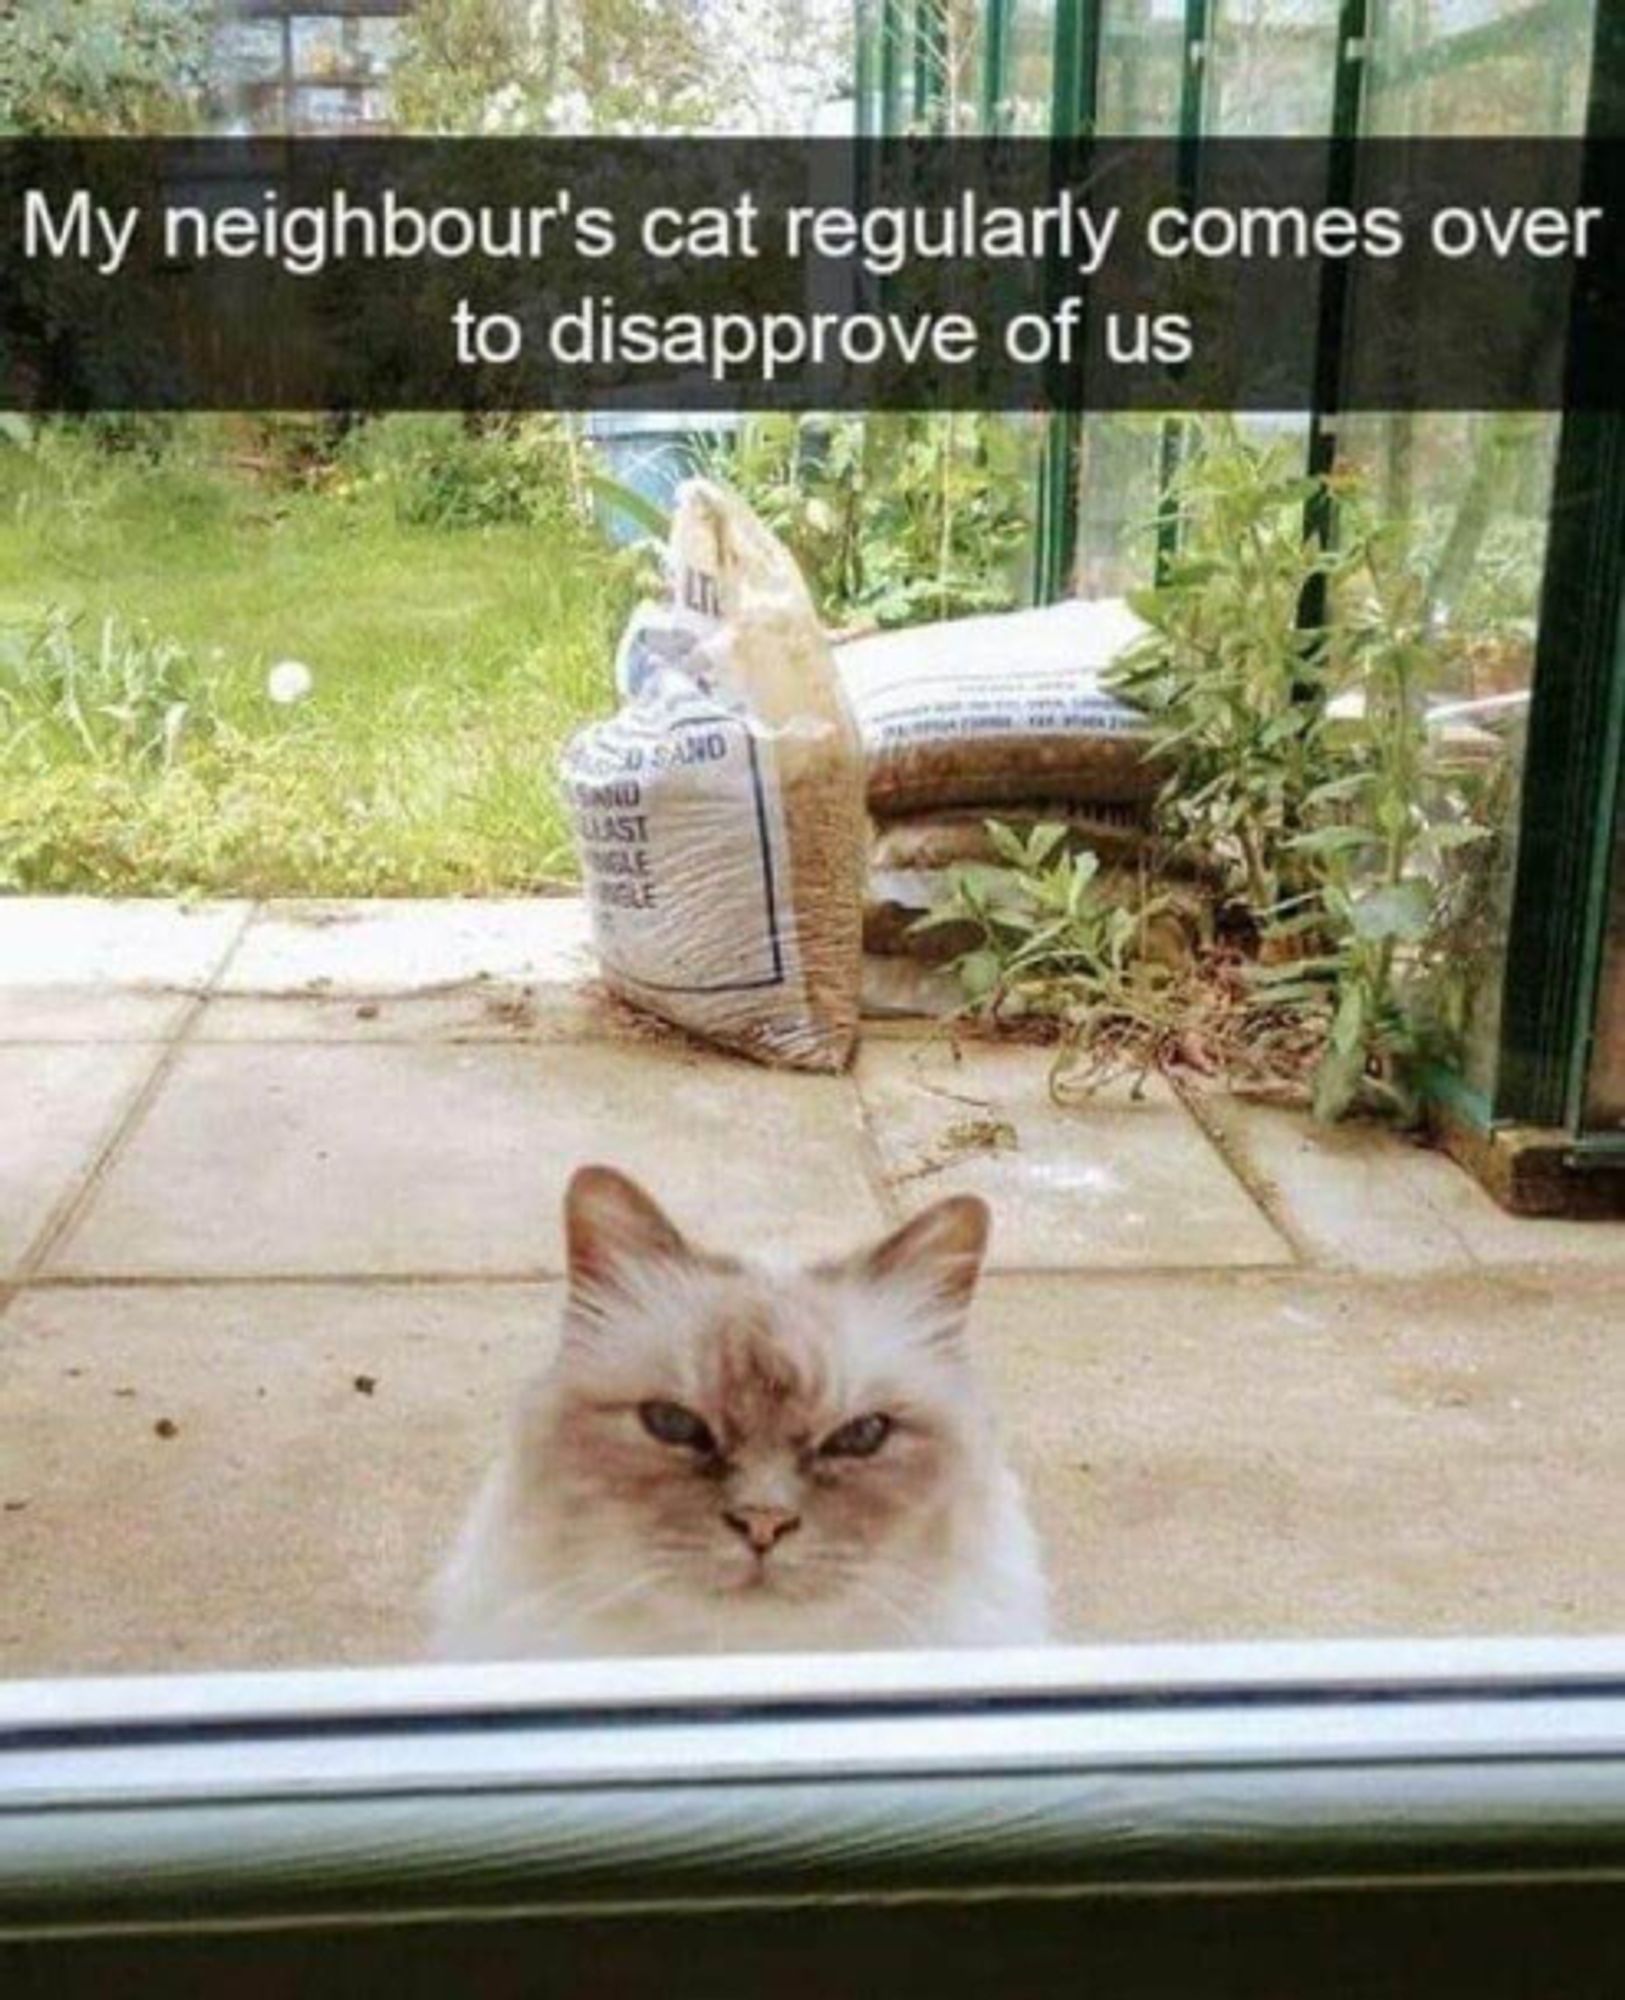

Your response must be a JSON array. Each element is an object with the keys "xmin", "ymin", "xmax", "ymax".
[
  {"xmin": 4, "ymin": 1265, "xmax": 1620, "ymax": 1675},
  {"xmin": 193, "ymin": 987, "xmax": 612, "ymax": 1044},
  {"xmin": 0, "ymin": 1282, "xmax": 543, "ymax": 1675},
  {"xmin": 221, "ymin": 898, "xmax": 592, "ymax": 996},
  {"xmin": 0, "ymin": 988, "xmax": 191, "ymax": 1042},
  {"xmin": 49, "ymin": 1039, "xmax": 886, "ymax": 1279},
  {"xmin": 982, "ymin": 1268, "xmax": 1625, "ymax": 1644},
  {"xmin": 0, "ymin": 898, "xmax": 249, "ymax": 990},
  {"xmin": 1192, "ymin": 1097, "xmax": 1479, "ymax": 1273},
  {"xmin": 0, "ymin": 1045, "xmax": 164, "ymax": 1277},
  {"xmin": 856, "ymin": 1037, "xmax": 1291, "ymax": 1271},
  {"xmin": 1427, "ymin": 1175, "xmax": 1625, "ymax": 1271},
  {"xmin": 1197, "ymin": 1096, "xmax": 1625, "ymax": 1277}
]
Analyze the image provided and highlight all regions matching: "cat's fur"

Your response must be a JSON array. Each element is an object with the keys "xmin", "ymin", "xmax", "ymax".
[{"xmin": 430, "ymin": 1166, "xmax": 1049, "ymax": 1657}]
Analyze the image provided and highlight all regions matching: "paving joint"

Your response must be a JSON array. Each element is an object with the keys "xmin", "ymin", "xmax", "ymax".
[
  {"xmin": 1170, "ymin": 1075, "xmax": 1309, "ymax": 1265},
  {"xmin": 18, "ymin": 1256, "xmax": 1579, "ymax": 1292},
  {"xmin": 14, "ymin": 991, "xmax": 212, "ymax": 1283},
  {"xmin": 17, "ymin": 1268, "xmax": 564, "ymax": 1291},
  {"xmin": 201, "ymin": 898, "xmax": 263, "ymax": 993},
  {"xmin": 850, "ymin": 1070, "xmax": 908, "ymax": 1228}
]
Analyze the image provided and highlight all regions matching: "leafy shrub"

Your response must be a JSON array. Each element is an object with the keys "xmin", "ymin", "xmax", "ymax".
[
  {"xmin": 1106, "ymin": 418, "xmax": 1341, "ymax": 915},
  {"xmin": 915, "ymin": 821, "xmax": 1162, "ymax": 1017},
  {"xmin": 1104, "ymin": 419, "xmax": 1505, "ymax": 1121},
  {"xmin": 700, "ymin": 413, "xmax": 1033, "ymax": 629},
  {"xmin": 0, "ymin": 0, "xmax": 210, "ymax": 134},
  {"xmin": 331, "ymin": 415, "xmax": 587, "ymax": 529}
]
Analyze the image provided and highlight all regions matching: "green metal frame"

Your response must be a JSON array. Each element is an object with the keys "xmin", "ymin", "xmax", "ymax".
[
  {"xmin": 1300, "ymin": 0, "xmax": 1369, "ymax": 623},
  {"xmin": 982, "ymin": 0, "xmax": 1010, "ymax": 132},
  {"xmin": 1035, "ymin": 0, "xmax": 1106, "ymax": 600},
  {"xmin": 856, "ymin": 0, "xmax": 877, "ymax": 133}
]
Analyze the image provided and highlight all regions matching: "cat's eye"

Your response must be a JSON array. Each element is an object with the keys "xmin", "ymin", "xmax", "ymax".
[
  {"xmin": 638, "ymin": 1399, "xmax": 717, "ymax": 1453},
  {"xmin": 819, "ymin": 1412, "xmax": 893, "ymax": 1459}
]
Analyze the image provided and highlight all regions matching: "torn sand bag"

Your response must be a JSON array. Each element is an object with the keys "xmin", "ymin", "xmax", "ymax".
[
  {"xmin": 835, "ymin": 596, "xmax": 1160, "ymax": 815},
  {"xmin": 560, "ymin": 480, "xmax": 866, "ymax": 1071}
]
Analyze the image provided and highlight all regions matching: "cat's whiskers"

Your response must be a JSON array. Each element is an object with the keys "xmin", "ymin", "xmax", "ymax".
[
  {"xmin": 821, "ymin": 1564, "xmax": 935, "ymax": 1643},
  {"xmin": 527, "ymin": 1559, "xmax": 677, "ymax": 1633}
]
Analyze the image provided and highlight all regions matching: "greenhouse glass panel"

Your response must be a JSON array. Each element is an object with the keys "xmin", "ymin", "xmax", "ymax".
[
  {"xmin": 931, "ymin": 0, "xmax": 990, "ymax": 131},
  {"xmin": 1068, "ymin": 2, "xmax": 1186, "ymax": 598},
  {"xmin": 941, "ymin": 0, "xmax": 1619, "ymax": 1181},
  {"xmin": 1098, "ymin": 0, "xmax": 1187, "ymax": 134},
  {"xmin": 1364, "ymin": 0, "xmax": 1595, "ymax": 137},
  {"xmin": 1337, "ymin": 0, "xmax": 1600, "ymax": 1108},
  {"xmin": 1070, "ymin": 0, "xmax": 1336, "ymax": 599},
  {"xmin": 1206, "ymin": 0, "xmax": 1341, "ymax": 135},
  {"xmin": 1005, "ymin": 0, "xmax": 1058, "ymax": 132}
]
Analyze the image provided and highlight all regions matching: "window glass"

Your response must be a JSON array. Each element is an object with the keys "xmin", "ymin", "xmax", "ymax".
[
  {"xmin": 1365, "ymin": 0, "xmax": 1594, "ymax": 137},
  {"xmin": 1005, "ymin": 0, "xmax": 1057, "ymax": 132},
  {"xmin": 1206, "ymin": 0, "xmax": 1340, "ymax": 135},
  {"xmin": 1339, "ymin": 0, "xmax": 1596, "ymax": 1100},
  {"xmin": 213, "ymin": 21, "xmax": 285, "ymax": 87},
  {"xmin": 1098, "ymin": 0, "xmax": 1186, "ymax": 136},
  {"xmin": 3, "ymin": 0, "xmax": 1621, "ymax": 1716},
  {"xmin": 291, "ymin": 17, "xmax": 351, "ymax": 84}
]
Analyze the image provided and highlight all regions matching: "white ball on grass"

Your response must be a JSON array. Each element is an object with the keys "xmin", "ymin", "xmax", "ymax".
[{"xmin": 267, "ymin": 659, "xmax": 314, "ymax": 705}]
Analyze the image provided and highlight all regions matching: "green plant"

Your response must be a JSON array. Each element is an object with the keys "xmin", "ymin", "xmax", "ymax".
[
  {"xmin": 1105, "ymin": 419, "xmax": 1508, "ymax": 1122},
  {"xmin": 0, "ymin": 0, "xmax": 210, "ymax": 134},
  {"xmin": 915, "ymin": 820, "xmax": 1167, "ymax": 1017},
  {"xmin": 0, "ymin": 437, "xmax": 640, "ymax": 895},
  {"xmin": 700, "ymin": 414, "xmax": 1033, "ymax": 629},
  {"xmin": 1276, "ymin": 522, "xmax": 1497, "ymax": 1120},
  {"xmin": 330, "ymin": 415, "xmax": 588, "ymax": 530},
  {"xmin": 1106, "ymin": 418, "xmax": 1342, "ymax": 915},
  {"xmin": 0, "ymin": 607, "xmax": 218, "ymax": 773}
]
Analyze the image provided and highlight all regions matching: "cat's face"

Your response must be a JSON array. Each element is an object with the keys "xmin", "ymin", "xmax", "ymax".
[{"xmin": 521, "ymin": 1167, "xmax": 996, "ymax": 1630}]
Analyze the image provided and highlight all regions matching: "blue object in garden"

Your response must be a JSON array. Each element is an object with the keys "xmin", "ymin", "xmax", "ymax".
[{"xmin": 585, "ymin": 411, "xmax": 742, "ymax": 543}]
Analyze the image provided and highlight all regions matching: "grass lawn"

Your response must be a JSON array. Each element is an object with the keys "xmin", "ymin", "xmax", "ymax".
[{"xmin": 0, "ymin": 425, "xmax": 636, "ymax": 896}]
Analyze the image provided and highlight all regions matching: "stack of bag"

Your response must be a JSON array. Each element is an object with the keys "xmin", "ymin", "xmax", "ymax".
[
  {"xmin": 562, "ymin": 488, "xmax": 1188, "ymax": 1067},
  {"xmin": 832, "ymin": 598, "xmax": 1170, "ymax": 966}
]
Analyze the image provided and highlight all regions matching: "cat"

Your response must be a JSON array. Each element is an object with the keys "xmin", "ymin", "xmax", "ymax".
[{"xmin": 430, "ymin": 1164, "xmax": 1049, "ymax": 1658}]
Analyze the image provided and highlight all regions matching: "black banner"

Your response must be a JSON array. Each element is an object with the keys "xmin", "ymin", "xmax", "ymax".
[{"xmin": 1, "ymin": 139, "xmax": 1619, "ymax": 411}]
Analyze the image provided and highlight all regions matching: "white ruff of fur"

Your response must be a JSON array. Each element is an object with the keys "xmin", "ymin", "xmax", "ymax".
[{"xmin": 431, "ymin": 1208, "xmax": 1049, "ymax": 1659}]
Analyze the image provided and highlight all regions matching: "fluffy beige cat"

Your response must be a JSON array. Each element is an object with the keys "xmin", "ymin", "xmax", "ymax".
[{"xmin": 431, "ymin": 1165, "xmax": 1049, "ymax": 1657}]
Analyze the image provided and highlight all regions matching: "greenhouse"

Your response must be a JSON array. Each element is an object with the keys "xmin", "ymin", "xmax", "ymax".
[{"xmin": 859, "ymin": 0, "xmax": 1625, "ymax": 1201}]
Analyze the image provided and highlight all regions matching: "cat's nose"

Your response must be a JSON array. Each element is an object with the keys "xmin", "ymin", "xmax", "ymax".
[{"xmin": 723, "ymin": 1505, "xmax": 801, "ymax": 1554}]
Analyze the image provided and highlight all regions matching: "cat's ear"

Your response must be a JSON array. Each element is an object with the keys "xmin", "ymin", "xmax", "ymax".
[
  {"xmin": 564, "ymin": 1165, "xmax": 689, "ymax": 1297},
  {"xmin": 851, "ymin": 1194, "xmax": 990, "ymax": 1335}
]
